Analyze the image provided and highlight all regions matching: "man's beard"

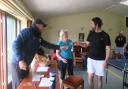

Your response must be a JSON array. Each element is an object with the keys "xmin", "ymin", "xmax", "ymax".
[{"xmin": 91, "ymin": 27, "xmax": 96, "ymax": 31}]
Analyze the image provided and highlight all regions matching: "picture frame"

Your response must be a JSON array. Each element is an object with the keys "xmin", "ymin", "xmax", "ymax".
[{"xmin": 78, "ymin": 33, "xmax": 84, "ymax": 42}]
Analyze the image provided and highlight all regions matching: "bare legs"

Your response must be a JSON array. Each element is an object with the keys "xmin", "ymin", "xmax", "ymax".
[
  {"xmin": 88, "ymin": 73, "xmax": 94, "ymax": 89},
  {"xmin": 96, "ymin": 75, "xmax": 102, "ymax": 89},
  {"xmin": 88, "ymin": 73, "xmax": 103, "ymax": 89}
]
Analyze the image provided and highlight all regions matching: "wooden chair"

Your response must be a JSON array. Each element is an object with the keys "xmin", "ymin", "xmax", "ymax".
[
  {"xmin": 73, "ymin": 45, "xmax": 89, "ymax": 68},
  {"xmin": 81, "ymin": 46, "xmax": 89, "ymax": 55},
  {"xmin": 81, "ymin": 46, "xmax": 89, "ymax": 69},
  {"xmin": 62, "ymin": 75, "xmax": 84, "ymax": 89},
  {"xmin": 73, "ymin": 45, "xmax": 83, "ymax": 66}
]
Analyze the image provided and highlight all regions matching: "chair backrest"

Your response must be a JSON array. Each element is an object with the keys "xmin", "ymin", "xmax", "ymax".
[
  {"xmin": 73, "ymin": 45, "xmax": 82, "ymax": 57},
  {"xmin": 73, "ymin": 45, "xmax": 82, "ymax": 53},
  {"xmin": 82, "ymin": 46, "xmax": 89, "ymax": 53}
]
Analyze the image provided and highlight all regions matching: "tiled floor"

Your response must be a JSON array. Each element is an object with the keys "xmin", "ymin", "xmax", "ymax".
[{"xmin": 73, "ymin": 66, "xmax": 127, "ymax": 89}]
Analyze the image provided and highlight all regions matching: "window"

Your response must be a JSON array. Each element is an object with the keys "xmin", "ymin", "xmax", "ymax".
[
  {"xmin": 16, "ymin": 20, "xmax": 21, "ymax": 36},
  {"xmin": 5, "ymin": 14, "xmax": 21, "ymax": 84},
  {"xmin": 6, "ymin": 15, "xmax": 17, "ymax": 83},
  {"xmin": 120, "ymin": 0, "xmax": 128, "ymax": 6},
  {"xmin": 0, "ymin": 1, "xmax": 32, "ymax": 89},
  {"xmin": 0, "ymin": 10, "xmax": 7, "ymax": 89}
]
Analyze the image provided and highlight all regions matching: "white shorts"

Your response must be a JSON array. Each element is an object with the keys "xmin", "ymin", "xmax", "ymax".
[
  {"xmin": 115, "ymin": 47, "xmax": 124, "ymax": 55},
  {"xmin": 87, "ymin": 57, "xmax": 105, "ymax": 76}
]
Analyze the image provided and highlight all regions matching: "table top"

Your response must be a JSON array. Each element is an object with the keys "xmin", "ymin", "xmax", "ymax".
[
  {"xmin": 17, "ymin": 60, "xmax": 60, "ymax": 89},
  {"xmin": 108, "ymin": 59, "xmax": 128, "ymax": 72}
]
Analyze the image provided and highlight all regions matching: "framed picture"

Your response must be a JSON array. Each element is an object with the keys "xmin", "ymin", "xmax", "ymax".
[{"xmin": 79, "ymin": 33, "xmax": 84, "ymax": 42}]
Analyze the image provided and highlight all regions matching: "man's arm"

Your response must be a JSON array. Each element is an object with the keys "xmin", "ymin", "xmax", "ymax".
[
  {"xmin": 103, "ymin": 45, "xmax": 111, "ymax": 68},
  {"xmin": 85, "ymin": 41, "xmax": 90, "ymax": 47},
  {"xmin": 124, "ymin": 36, "xmax": 126, "ymax": 44},
  {"xmin": 40, "ymin": 38, "xmax": 60, "ymax": 50},
  {"xmin": 40, "ymin": 38, "xmax": 67, "ymax": 50},
  {"xmin": 115, "ymin": 36, "xmax": 118, "ymax": 44},
  {"xmin": 105, "ymin": 46, "xmax": 111, "ymax": 62},
  {"xmin": 12, "ymin": 29, "xmax": 30, "ymax": 62},
  {"xmin": 12, "ymin": 29, "xmax": 30, "ymax": 70},
  {"xmin": 85, "ymin": 31, "xmax": 91, "ymax": 47}
]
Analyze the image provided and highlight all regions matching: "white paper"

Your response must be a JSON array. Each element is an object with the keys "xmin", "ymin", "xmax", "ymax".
[
  {"xmin": 32, "ymin": 74, "xmax": 40, "ymax": 81},
  {"xmin": 36, "ymin": 66, "xmax": 49, "ymax": 72},
  {"xmin": 39, "ymin": 78, "xmax": 53, "ymax": 87},
  {"xmin": 49, "ymin": 77, "xmax": 55, "ymax": 81}
]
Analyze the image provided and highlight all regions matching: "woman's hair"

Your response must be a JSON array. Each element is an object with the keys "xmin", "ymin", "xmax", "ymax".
[{"xmin": 59, "ymin": 29, "xmax": 68, "ymax": 40}]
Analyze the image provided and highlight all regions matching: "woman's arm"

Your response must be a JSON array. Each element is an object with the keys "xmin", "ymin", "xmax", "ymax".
[{"xmin": 56, "ymin": 50, "xmax": 67, "ymax": 63}]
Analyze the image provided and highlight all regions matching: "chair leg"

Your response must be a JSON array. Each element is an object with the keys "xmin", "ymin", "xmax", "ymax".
[
  {"xmin": 82, "ymin": 81, "xmax": 84, "ymax": 89},
  {"xmin": 62, "ymin": 86, "xmax": 64, "ymax": 89},
  {"xmin": 62, "ymin": 84, "xmax": 64, "ymax": 89},
  {"xmin": 106, "ymin": 67, "xmax": 108, "ymax": 84}
]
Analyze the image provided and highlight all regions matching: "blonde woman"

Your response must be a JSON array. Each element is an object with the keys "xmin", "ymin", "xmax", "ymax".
[{"xmin": 56, "ymin": 30, "xmax": 74, "ymax": 80}]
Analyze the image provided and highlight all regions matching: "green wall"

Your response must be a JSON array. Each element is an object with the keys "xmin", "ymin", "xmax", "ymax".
[{"xmin": 42, "ymin": 12, "xmax": 127, "ymax": 49}]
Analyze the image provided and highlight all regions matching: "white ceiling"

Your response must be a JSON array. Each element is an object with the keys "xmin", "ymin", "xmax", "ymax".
[{"xmin": 22, "ymin": 0, "xmax": 128, "ymax": 19}]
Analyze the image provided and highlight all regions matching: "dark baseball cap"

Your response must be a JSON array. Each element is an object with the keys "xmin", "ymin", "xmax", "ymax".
[{"xmin": 33, "ymin": 18, "xmax": 47, "ymax": 27}]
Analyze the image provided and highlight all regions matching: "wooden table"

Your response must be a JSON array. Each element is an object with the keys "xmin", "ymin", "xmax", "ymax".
[{"xmin": 17, "ymin": 60, "xmax": 60, "ymax": 89}]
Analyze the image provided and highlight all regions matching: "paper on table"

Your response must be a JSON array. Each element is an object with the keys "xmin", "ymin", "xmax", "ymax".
[
  {"xmin": 39, "ymin": 78, "xmax": 53, "ymax": 87},
  {"xmin": 32, "ymin": 74, "xmax": 40, "ymax": 82},
  {"xmin": 36, "ymin": 66, "xmax": 49, "ymax": 72}
]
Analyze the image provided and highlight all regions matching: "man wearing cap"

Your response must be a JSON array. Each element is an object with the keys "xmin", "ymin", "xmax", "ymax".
[{"xmin": 11, "ymin": 18, "xmax": 65, "ymax": 89}]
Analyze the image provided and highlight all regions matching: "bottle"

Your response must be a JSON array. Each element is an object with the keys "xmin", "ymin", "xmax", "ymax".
[
  {"xmin": 49, "ymin": 79, "xmax": 55, "ymax": 89},
  {"xmin": 49, "ymin": 69, "xmax": 56, "ymax": 89}
]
